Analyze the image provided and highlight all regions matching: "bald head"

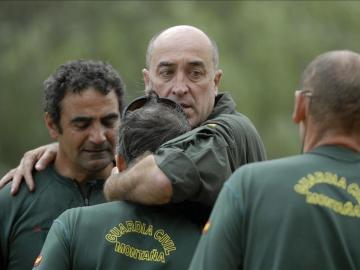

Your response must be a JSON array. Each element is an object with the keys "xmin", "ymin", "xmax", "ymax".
[
  {"xmin": 142, "ymin": 25, "xmax": 223, "ymax": 127},
  {"xmin": 146, "ymin": 25, "xmax": 219, "ymax": 70},
  {"xmin": 302, "ymin": 50, "xmax": 360, "ymax": 133}
]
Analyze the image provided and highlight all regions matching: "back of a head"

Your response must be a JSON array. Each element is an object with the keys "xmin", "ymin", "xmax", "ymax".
[
  {"xmin": 118, "ymin": 93, "xmax": 190, "ymax": 164},
  {"xmin": 302, "ymin": 50, "xmax": 360, "ymax": 134}
]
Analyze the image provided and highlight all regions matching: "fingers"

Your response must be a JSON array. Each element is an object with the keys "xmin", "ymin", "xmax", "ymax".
[
  {"xmin": 0, "ymin": 168, "xmax": 17, "ymax": 189},
  {"xmin": 0, "ymin": 143, "xmax": 58, "ymax": 195},
  {"xmin": 34, "ymin": 145, "xmax": 57, "ymax": 171},
  {"xmin": 111, "ymin": 167, "xmax": 119, "ymax": 175},
  {"xmin": 10, "ymin": 155, "xmax": 36, "ymax": 195},
  {"xmin": 11, "ymin": 147, "xmax": 40, "ymax": 194}
]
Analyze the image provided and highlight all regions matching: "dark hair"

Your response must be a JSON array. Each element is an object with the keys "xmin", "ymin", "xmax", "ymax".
[
  {"xmin": 118, "ymin": 92, "xmax": 190, "ymax": 164},
  {"xmin": 44, "ymin": 59, "xmax": 125, "ymax": 131},
  {"xmin": 301, "ymin": 50, "xmax": 360, "ymax": 133}
]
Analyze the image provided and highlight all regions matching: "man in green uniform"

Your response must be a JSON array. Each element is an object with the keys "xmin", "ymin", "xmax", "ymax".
[
  {"xmin": 33, "ymin": 93, "xmax": 200, "ymax": 270},
  {"xmin": 189, "ymin": 50, "xmax": 360, "ymax": 270},
  {"xmin": 0, "ymin": 60, "xmax": 124, "ymax": 269},
  {"xmin": 1, "ymin": 25, "xmax": 266, "ymax": 226}
]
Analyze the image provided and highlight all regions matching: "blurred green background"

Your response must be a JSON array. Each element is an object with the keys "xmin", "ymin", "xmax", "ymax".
[{"xmin": 1, "ymin": 1, "xmax": 359, "ymax": 177}]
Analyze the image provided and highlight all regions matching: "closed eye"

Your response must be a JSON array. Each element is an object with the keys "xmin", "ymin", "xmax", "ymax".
[
  {"xmin": 101, "ymin": 114, "xmax": 119, "ymax": 128},
  {"xmin": 71, "ymin": 117, "xmax": 92, "ymax": 130}
]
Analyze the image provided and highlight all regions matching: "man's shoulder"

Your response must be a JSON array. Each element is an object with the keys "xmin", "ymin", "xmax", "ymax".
[
  {"xmin": 62, "ymin": 201, "xmax": 132, "ymax": 220},
  {"xmin": 225, "ymin": 154, "xmax": 313, "ymax": 189},
  {"xmin": 0, "ymin": 166, "xmax": 61, "ymax": 212},
  {"xmin": 207, "ymin": 110, "xmax": 254, "ymax": 130},
  {"xmin": 0, "ymin": 167, "xmax": 52, "ymax": 198}
]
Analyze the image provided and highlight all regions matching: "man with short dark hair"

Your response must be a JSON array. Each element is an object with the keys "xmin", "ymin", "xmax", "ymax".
[
  {"xmin": 0, "ymin": 60, "xmax": 124, "ymax": 270},
  {"xmin": 33, "ymin": 93, "xmax": 200, "ymax": 270},
  {"xmin": 189, "ymin": 50, "xmax": 360, "ymax": 270}
]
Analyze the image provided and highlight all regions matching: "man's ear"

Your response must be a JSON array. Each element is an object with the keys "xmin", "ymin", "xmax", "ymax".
[
  {"xmin": 142, "ymin": 68, "xmax": 151, "ymax": 93},
  {"xmin": 213, "ymin": 69, "xmax": 223, "ymax": 94},
  {"xmin": 292, "ymin": 91, "xmax": 308, "ymax": 124},
  {"xmin": 45, "ymin": 112, "xmax": 59, "ymax": 140},
  {"xmin": 116, "ymin": 155, "xmax": 127, "ymax": 172}
]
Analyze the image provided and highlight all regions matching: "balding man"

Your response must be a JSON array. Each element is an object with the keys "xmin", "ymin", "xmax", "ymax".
[
  {"xmin": 1, "ymin": 25, "xmax": 266, "ymax": 225},
  {"xmin": 189, "ymin": 50, "xmax": 360, "ymax": 270}
]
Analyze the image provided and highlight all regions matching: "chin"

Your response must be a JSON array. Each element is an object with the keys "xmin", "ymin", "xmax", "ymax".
[{"xmin": 82, "ymin": 158, "xmax": 113, "ymax": 172}]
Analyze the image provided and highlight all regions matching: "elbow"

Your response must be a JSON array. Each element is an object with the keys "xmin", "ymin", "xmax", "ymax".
[
  {"xmin": 154, "ymin": 175, "xmax": 173, "ymax": 204},
  {"xmin": 103, "ymin": 174, "xmax": 120, "ymax": 201}
]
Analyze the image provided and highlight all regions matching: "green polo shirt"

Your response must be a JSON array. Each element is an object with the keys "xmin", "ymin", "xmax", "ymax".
[
  {"xmin": 0, "ymin": 165, "xmax": 105, "ymax": 270},
  {"xmin": 33, "ymin": 201, "xmax": 200, "ymax": 270},
  {"xmin": 189, "ymin": 145, "xmax": 360, "ymax": 270}
]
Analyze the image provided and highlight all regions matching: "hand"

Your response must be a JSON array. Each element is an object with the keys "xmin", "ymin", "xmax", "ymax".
[
  {"xmin": 0, "ymin": 143, "xmax": 59, "ymax": 195},
  {"xmin": 103, "ymin": 154, "xmax": 172, "ymax": 204}
]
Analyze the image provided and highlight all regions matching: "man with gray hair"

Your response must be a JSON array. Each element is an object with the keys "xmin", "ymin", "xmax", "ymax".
[{"xmin": 189, "ymin": 50, "xmax": 360, "ymax": 270}]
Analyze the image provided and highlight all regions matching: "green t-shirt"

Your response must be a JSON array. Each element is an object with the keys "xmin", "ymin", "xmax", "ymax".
[
  {"xmin": 155, "ymin": 93, "xmax": 266, "ymax": 218},
  {"xmin": 33, "ymin": 201, "xmax": 201, "ymax": 270},
  {"xmin": 189, "ymin": 145, "xmax": 360, "ymax": 270},
  {"xmin": 0, "ymin": 165, "xmax": 105, "ymax": 270}
]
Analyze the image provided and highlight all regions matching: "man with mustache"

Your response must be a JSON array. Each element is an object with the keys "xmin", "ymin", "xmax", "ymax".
[{"xmin": 0, "ymin": 59, "xmax": 124, "ymax": 269}]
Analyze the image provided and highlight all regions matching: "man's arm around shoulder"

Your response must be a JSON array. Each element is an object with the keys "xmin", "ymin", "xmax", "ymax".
[{"xmin": 104, "ymin": 154, "xmax": 173, "ymax": 204}]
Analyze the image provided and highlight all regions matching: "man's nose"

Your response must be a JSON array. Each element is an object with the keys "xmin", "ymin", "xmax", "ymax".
[
  {"xmin": 171, "ymin": 73, "xmax": 189, "ymax": 96},
  {"xmin": 89, "ymin": 125, "xmax": 106, "ymax": 144}
]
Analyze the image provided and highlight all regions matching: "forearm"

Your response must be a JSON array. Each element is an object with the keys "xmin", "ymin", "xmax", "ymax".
[{"xmin": 104, "ymin": 154, "xmax": 173, "ymax": 205}]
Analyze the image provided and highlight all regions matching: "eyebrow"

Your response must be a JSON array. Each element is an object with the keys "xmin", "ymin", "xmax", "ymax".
[
  {"xmin": 70, "ymin": 113, "xmax": 119, "ymax": 124},
  {"xmin": 70, "ymin": 116, "xmax": 93, "ymax": 124},
  {"xmin": 157, "ymin": 60, "xmax": 206, "ymax": 68},
  {"xmin": 188, "ymin": 60, "xmax": 206, "ymax": 68},
  {"xmin": 101, "ymin": 113, "xmax": 120, "ymax": 121},
  {"xmin": 157, "ymin": 61, "xmax": 175, "ymax": 68}
]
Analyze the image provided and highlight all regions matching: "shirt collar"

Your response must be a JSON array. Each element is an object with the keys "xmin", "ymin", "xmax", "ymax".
[
  {"xmin": 309, "ymin": 145, "xmax": 360, "ymax": 162},
  {"xmin": 208, "ymin": 92, "xmax": 236, "ymax": 119}
]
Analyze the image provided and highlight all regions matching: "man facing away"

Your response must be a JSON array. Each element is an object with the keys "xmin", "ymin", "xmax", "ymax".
[
  {"xmin": 1, "ymin": 25, "xmax": 266, "ymax": 225},
  {"xmin": 33, "ymin": 92, "xmax": 200, "ymax": 270},
  {"xmin": 189, "ymin": 50, "xmax": 360, "ymax": 270},
  {"xmin": 0, "ymin": 60, "xmax": 124, "ymax": 269}
]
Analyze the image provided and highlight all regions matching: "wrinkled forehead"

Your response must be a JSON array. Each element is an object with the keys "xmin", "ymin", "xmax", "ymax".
[{"xmin": 150, "ymin": 30, "xmax": 214, "ymax": 70}]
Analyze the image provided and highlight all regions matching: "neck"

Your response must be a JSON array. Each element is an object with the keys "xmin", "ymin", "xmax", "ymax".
[
  {"xmin": 303, "ymin": 132, "xmax": 360, "ymax": 153},
  {"xmin": 54, "ymin": 157, "xmax": 113, "ymax": 183}
]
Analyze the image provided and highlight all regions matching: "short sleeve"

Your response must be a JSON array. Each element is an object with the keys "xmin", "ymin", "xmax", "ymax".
[
  {"xmin": 188, "ymin": 177, "xmax": 244, "ymax": 270},
  {"xmin": 33, "ymin": 210, "xmax": 72, "ymax": 270}
]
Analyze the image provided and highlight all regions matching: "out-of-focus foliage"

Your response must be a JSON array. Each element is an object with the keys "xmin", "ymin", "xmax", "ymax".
[{"xmin": 1, "ymin": 1, "xmax": 359, "ymax": 176}]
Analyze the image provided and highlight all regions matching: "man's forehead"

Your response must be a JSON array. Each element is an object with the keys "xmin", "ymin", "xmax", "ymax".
[
  {"xmin": 150, "ymin": 43, "xmax": 213, "ymax": 70},
  {"xmin": 60, "ymin": 89, "xmax": 120, "ymax": 115},
  {"xmin": 150, "ymin": 28, "xmax": 214, "ymax": 69}
]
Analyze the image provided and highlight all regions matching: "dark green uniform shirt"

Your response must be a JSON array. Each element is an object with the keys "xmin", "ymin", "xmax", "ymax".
[
  {"xmin": 0, "ymin": 165, "xmax": 105, "ymax": 270},
  {"xmin": 33, "ymin": 201, "xmax": 200, "ymax": 270},
  {"xmin": 155, "ymin": 92, "xmax": 266, "ymax": 208},
  {"xmin": 189, "ymin": 145, "xmax": 360, "ymax": 270}
]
